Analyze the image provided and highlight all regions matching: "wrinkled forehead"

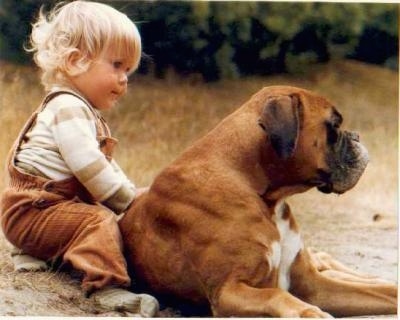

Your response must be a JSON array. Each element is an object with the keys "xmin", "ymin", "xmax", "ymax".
[{"xmin": 297, "ymin": 90, "xmax": 343, "ymax": 125}]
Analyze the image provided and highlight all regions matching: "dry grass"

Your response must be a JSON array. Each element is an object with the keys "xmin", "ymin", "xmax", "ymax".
[{"xmin": 0, "ymin": 59, "xmax": 398, "ymax": 316}]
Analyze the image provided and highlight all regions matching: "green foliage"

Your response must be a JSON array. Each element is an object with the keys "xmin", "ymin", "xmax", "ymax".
[
  {"xmin": 122, "ymin": 1, "xmax": 398, "ymax": 79},
  {"xmin": 0, "ymin": 0, "xmax": 34, "ymax": 62},
  {"xmin": 0, "ymin": 0, "xmax": 397, "ymax": 80},
  {"xmin": 0, "ymin": 0, "xmax": 52, "ymax": 62}
]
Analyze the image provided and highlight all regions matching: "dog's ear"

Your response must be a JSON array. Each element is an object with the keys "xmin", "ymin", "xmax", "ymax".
[{"xmin": 258, "ymin": 94, "xmax": 301, "ymax": 160}]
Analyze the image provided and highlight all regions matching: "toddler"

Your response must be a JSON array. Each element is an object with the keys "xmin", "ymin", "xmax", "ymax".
[{"xmin": 0, "ymin": 1, "xmax": 158, "ymax": 316}]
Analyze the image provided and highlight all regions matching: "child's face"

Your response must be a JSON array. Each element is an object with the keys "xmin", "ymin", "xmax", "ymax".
[{"xmin": 69, "ymin": 48, "xmax": 133, "ymax": 110}]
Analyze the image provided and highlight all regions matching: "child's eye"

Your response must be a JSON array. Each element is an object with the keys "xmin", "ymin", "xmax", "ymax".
[
  {"xmin": 113, "ymin": 61, "xmax": 123, "ymax": 69},
  {"xmin": 113, "ymin": 61, "xmax": 132, "ymax": 74}
]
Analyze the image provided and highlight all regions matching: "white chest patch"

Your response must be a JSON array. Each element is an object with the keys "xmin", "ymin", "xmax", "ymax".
[{"xmin": 270, "ymin": 201, "xmax": 303, "ymax": 291}]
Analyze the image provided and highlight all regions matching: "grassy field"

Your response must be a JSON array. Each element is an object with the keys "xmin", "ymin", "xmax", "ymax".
[{"xmin": 0, "ymin": 59, "xmax": 398, "ymax": 316}]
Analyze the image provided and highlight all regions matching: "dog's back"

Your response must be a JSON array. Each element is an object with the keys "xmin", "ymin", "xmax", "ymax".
[{"xmin": 119, "ymin": 91, "xmax": 276, "ymax": 304}]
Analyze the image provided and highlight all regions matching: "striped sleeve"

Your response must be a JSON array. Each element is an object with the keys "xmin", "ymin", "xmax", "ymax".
[{"xmin": 50, "ymin": 98, "xmax": 136, "ymax": 213}]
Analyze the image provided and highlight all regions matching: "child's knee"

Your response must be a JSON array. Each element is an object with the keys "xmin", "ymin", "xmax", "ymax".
[
  {"xmin": 89, "ymin": 207, "xmax": 119, "ymax": 227},
  {"xmin": 82, "ymin": 207, "xmax": 122, "ymax": 238}
]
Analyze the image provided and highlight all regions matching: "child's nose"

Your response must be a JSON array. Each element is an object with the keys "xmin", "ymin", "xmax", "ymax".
[{"xmin": 119, "ymin": 73, "xmax": 128, "ymax": 84}]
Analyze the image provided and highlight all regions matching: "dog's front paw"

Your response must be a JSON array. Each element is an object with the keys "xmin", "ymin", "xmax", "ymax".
[{"xmin": 301, "ymin": 307, "xmax": 333, "ymax": 318}]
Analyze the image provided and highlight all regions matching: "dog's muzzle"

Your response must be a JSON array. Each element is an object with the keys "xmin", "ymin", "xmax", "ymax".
[{"xmin": 318, "ymin": 131, "xmax": 369, "ymax": 194}]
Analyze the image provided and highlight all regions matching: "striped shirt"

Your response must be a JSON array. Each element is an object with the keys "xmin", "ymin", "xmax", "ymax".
[{"xmin": 15, "ymin": 88, "xmax": 136, "ymax": 213}]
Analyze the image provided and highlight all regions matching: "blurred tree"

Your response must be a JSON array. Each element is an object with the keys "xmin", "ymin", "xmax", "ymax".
[
  {"xmin": 351, "ymin": 6, "xmax": 398, "ymax": 68},
  {"xmin": 0, "ymin": 0, "xmax": 397, "ymax": 80},
  {"xmin": 123, "ymin": 1, "xmax": 398, "ymax": 79},
  {"xmin": 0, "ymin": 0, "xmax": 57, "ymax": 63}
]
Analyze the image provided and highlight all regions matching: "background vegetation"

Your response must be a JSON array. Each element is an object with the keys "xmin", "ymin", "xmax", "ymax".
[{"xmin": 0, "ymin": 1, "xmax": 398, "ymax": 80}]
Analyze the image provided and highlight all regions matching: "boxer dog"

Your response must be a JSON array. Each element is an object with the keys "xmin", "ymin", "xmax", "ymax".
[{"xmin": 119, "ymin": 86, "xmax": 397, "ymax": 317}]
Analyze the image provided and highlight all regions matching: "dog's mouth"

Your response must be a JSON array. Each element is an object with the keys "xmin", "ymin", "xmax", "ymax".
[
  {"xmin": 311, "ymin": 170, "xmax": 336, "ymax": 194},
  {"xmin": 317, "ymin": 182, "xmax": 335, "ymax": 194}
]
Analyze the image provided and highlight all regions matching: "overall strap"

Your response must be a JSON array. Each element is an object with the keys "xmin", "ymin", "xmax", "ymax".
[
  {"xmin": 7, "ymin": 89, "xmax": 112, "ymax": 168},
  {"xmin": 39, "ymin": 89, "xmax": 110, "ymax": 138}
]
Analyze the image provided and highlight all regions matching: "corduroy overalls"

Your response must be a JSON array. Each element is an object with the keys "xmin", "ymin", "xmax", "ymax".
[{"xmin": 0, "ymin": 90, "xmax": 131, "ymax": 294}]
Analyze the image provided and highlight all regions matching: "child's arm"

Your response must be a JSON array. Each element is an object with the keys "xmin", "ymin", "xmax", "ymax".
[
  {"xmin": 51, "ymin": 100, "xmax": 136, "ymax": 214},
  {"xmin": 102, "ymin": 159, "xmax": 138, "ymax": 212}
]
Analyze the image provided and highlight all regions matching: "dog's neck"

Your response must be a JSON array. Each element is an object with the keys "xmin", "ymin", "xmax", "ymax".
[{"xmin": 261, "ymin": 184, "xmax": 312, "ymax": 203}]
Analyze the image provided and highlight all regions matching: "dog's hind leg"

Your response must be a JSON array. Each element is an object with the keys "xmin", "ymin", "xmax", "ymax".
[
  {"xmin": 211, "ymin": 280, "xmax": 332, "ymax": 318},
  {"xmin": 290, "ymin": 249, "xmax": 398, "ymax": 317}
]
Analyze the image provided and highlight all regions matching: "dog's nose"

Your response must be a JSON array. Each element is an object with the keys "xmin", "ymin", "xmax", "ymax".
[{"xmin": 348, "ymin": 131, "xmax": 360, "ymax": 142}]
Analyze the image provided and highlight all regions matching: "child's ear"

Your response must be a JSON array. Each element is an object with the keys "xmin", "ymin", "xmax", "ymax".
[{"xmin": 65, "ymin": 49, "xmax": 86, "ymax": 76}]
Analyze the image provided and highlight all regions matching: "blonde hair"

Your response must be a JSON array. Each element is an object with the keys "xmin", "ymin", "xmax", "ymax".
[{"xmin": 27, "ymin": 0, "xmax": 141, "ymax": 90}]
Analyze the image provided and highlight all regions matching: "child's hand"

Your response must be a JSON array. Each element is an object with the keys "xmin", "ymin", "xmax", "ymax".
[
  {"xmin": 136, "ymin": 187, "xmax": 149, "ymax": 198},
  {"xmin": 123, "ymin": 187, "xmax": 149, "ymax": 214}
]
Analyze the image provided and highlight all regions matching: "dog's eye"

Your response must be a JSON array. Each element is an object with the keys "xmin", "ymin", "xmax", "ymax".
[{"xmin": 326, "ymin": 123, "xmax": 339, "ymax": 144}]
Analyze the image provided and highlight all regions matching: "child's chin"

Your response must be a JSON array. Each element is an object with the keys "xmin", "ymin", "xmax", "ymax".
[{"xmin": 97, "ymin": 102, "xmax": 116, "ymax": 110}]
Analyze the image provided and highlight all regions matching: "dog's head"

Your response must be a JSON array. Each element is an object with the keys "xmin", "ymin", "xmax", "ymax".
[{"xmin": 257, "ymin": 86, "xmax": 369, "ymax": 194}]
